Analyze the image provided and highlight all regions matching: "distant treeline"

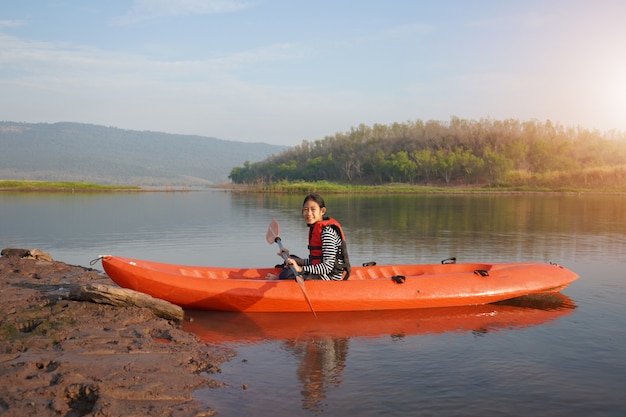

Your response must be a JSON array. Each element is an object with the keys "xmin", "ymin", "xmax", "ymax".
[{"xmin": 229, "ymin": 117, "xmax": 626, "ymax": 189}]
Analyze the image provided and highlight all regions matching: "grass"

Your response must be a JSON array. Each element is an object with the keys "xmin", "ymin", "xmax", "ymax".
[
  {"xmin": 242, "ymin": 180, "xmax": 431, "ymax": 193},
  {"xmin": 0, "ymin": 180, "xmax": 140, "ymax": 192},
  {"xmin": 503, "ymin": 165, "xmax": 626, "ymax": 192},
  {"xmin": 5, "ymin": 166, "xmax": 626, "ymax": 194},
  {"xmin": 239, "ymin": 180, "xmax": 495, "ymax": 194},
  {"xmin": 236, "ymin": 175, "xmax": 626, "ymax": 194}
]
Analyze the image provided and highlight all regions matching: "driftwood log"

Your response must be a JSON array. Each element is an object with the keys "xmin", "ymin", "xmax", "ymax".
[{"xmin": 69, "ymin": 283, "xmax": 184, "ymax": 322}]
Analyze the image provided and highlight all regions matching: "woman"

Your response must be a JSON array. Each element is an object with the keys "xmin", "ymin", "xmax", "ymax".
[{"xmin": 280, "ymin": 193, "xmax": 351, "ymax": 280}]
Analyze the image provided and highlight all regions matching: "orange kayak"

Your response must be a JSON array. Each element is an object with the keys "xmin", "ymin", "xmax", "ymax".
[{"xmin": 101, "ymin": 255, "xmax": 578, "ymax": 312}]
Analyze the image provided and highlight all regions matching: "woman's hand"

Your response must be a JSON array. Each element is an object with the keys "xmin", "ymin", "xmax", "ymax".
[{"xmin": 286, "ymin": 257, "xmax": 303, "ymax": 273}]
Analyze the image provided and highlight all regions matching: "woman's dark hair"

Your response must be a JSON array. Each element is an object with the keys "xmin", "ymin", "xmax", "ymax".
[{"xmin": 302, "ymin": 193, "xmax": 325, "ymax": 208}]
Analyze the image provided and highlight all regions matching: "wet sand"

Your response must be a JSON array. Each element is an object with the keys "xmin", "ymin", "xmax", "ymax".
[{"xmin": 0, "ymin": 249, "xmax": 231, "ymax": 417}]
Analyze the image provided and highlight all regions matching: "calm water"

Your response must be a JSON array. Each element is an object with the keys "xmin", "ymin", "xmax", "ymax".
[{"xmin": 1, "ymin": 191, "xmax": 625, "ymax": 416}]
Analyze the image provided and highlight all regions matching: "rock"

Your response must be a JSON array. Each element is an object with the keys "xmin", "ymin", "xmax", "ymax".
[
  {"xmin": 1, "ymin": 248, "xmax": 53, "ymax": 261},
  {"xmin": 1, "ymin": 248, "xmax": 30, "ymax": 258}
]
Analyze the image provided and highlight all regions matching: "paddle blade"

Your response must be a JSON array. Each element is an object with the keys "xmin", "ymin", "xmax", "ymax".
[
  {"xmin": 266, "ymin": 218, "xmax": 280, "ymax": 244},
  {"xmin": 295, "ymin": 275, "xmax": 317, "ymax": 318},
  {"xmin": 265, "ymin": 217, "xmax": 316, "ymax": 317}
]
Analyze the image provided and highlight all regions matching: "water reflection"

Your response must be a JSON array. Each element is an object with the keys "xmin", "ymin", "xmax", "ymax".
[
  {"xmin": 283, "ymin": 337, "xmax": 348, "ymax": 412},
  {"xmin": 258, "ymin": 193, "xmax": 626, "ymax": 265},
  {"xmin": 185, "ymin": 293, "xmax": 576, "ymax": 412},
  {"xmin": 185, "ymin": 293, "xmax": 576, "ymax": 343},
  {"xmin": 3, "ymin": 191, "xmax": 625, "ymax": 268}
]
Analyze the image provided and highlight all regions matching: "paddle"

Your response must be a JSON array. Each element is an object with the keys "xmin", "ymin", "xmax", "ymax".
[{"xmin": 266, "ymin": 218, "xmax": 317, "ymax": 317}]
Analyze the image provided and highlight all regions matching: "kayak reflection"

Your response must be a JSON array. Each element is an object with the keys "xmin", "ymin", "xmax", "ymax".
[
  {"xmin": 183, "ymin": 293, "xmax": 576, "ymax": 344},
  {"xmin": 185, "ymin": 293, "xmax": 575, "ymax": 412}
]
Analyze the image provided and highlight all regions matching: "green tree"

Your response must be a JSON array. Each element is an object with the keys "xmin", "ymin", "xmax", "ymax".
[
  {"xmin": 434, "ymin": 149, "xmax": 457, "ymax": 183},
  {"xmin": 411, "ymin": 149, "xmax": 436, "ymax": 181},
  {"xmin": 229, "ymin": 160, "xmax": 251, "ymax": 183},
  {"xmin": 389, "ymin": 151, "xmax": 417, "ymax": 183},
  {"xmin": 483, "ymin": 146, "xmax": 513, "ymax": 184}
]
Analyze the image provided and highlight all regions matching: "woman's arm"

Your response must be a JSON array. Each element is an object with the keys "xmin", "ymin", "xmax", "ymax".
[{"xmin": 301, "ymin": 227, "xmax": 341, "ymax": 276}]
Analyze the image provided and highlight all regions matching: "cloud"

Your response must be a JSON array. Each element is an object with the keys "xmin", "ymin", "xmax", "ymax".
[
  {"xmin": 112, "ymin": 0, "xmax": 251, "ymax": 25},
  {"xmin": 0, "ymin": 28, "xmax": 295, "ymax": 85},
  {"xmin": 0, "ymin": 28, "xmax": 315, "ymax": 143},
  {"xmin": 0, "ymin": 19, "xmax": 26, "ymax": 28}
]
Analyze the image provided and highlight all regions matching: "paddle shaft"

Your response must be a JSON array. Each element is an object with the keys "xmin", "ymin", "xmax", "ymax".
[
  {"xmin": 275, "ymin": 237, "xmax": 317, "ymax": 317},
  {"xmin": 275, "ymin": 238, "xmax": 299, "ymax": 275}
]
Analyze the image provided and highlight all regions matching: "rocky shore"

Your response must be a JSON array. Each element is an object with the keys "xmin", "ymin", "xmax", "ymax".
[{"xmin": 0, "ymin": 249, "xmax": 230, "ymax": 417}]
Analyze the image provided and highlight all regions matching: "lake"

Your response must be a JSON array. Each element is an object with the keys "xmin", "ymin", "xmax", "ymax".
[{"xmin": 1, "ymin": 191, "xmax": 625, "ymax": 416}]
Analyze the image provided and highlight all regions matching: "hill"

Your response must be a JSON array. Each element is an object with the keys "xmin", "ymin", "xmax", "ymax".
[
  {"xmin": 229, "ymin": 117, "xmax": 626, "ymax": 189},
  {"xmin": 0, "ymin": 122, "xmax": 286, "ymax": 186}
]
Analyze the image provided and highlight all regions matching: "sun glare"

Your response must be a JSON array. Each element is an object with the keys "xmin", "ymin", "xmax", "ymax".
[
  {"xmin": 616, "ymin": 76, "xmax": 626, "ymax": 114},
  {"xmin": 601, "ymin": 65, "xmax": 626, "ymax": 131}
]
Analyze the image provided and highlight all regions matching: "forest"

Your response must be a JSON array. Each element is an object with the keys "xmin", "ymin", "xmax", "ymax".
[{"xmin": 229, "ymin": 117, "xmax": 626, "ymax": 189}]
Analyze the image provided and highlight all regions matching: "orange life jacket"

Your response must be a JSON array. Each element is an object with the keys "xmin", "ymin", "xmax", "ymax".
[{"xmin": 307, "ymin": 218, "xmax": 351, "ymax": 280}]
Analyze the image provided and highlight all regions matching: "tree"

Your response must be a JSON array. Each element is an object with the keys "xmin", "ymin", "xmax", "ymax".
[
  {"xmin": 387, "ymin": 151, "xmax": 416, "ymax": 183},
  {"xmin": 482, "ymin": 146, "xmax": 513, "ymax": 184},
  {"xmin": 227, "ymin": 117, "xmax": 626, "ymax": 186},
  {"xmin": 411, "ymin": 149, "xmax": 435, "ymax": 181},
  {"xmin": 434, "ymin": 149, "xmax": 457, "ymax": 183},
  {"xmin": 229, "ymin": 161, "xmax": 251, "ymax": 183}
]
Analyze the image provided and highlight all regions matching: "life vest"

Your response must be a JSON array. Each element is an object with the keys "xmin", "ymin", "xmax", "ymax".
[{"xmin": 307, "ymin": 218, "xmax": 351, "ymax": 280}]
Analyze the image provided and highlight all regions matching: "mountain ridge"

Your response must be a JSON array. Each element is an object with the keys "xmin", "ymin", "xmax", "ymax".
[{"xmin": 0, "ymin": 121, "xmax": 287, "ymax": 185}]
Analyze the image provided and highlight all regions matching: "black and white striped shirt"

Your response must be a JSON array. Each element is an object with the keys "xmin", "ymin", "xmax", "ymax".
[{"xmin": 302, "ymin": 226, "xmax": 345, "ymax": 280}]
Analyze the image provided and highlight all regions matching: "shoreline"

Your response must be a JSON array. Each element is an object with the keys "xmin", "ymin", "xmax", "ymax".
[
  {"xmin": 3, "ymin": 187, "xmax": 625, "ymax": 195},
  {"xmin": 0, "ymin": 249, "xmax": 229, "ymax": 417},
  {"xmin": 2, "ymin": 180, "xmax": 625, "ymax": 194}
]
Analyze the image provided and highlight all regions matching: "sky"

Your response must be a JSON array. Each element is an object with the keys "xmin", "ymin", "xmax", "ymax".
[{"xmin": 1, "ymin": 0, "xmax": 625, "ymax": 146}]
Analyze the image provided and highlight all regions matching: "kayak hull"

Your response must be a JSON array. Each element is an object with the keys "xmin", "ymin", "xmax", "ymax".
[{"xmin": 101, "ymin": 256, "xmax": 578, "ymax": 312}]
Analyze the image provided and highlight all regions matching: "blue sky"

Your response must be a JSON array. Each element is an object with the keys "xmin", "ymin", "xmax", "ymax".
[{"xmin": 1, "ymin": 0, "xmax": 625, "ymax": 145}]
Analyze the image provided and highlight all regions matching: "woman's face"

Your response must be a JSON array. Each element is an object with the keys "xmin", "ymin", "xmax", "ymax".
[{"xmin": 302, "ymin": 199, "xmax": 326, "ymax": 225}]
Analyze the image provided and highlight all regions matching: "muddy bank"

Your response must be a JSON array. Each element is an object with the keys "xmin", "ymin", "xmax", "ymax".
[{"xmin": 0, "ymin": 249, "xmax": 231, "ymax": 417}]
